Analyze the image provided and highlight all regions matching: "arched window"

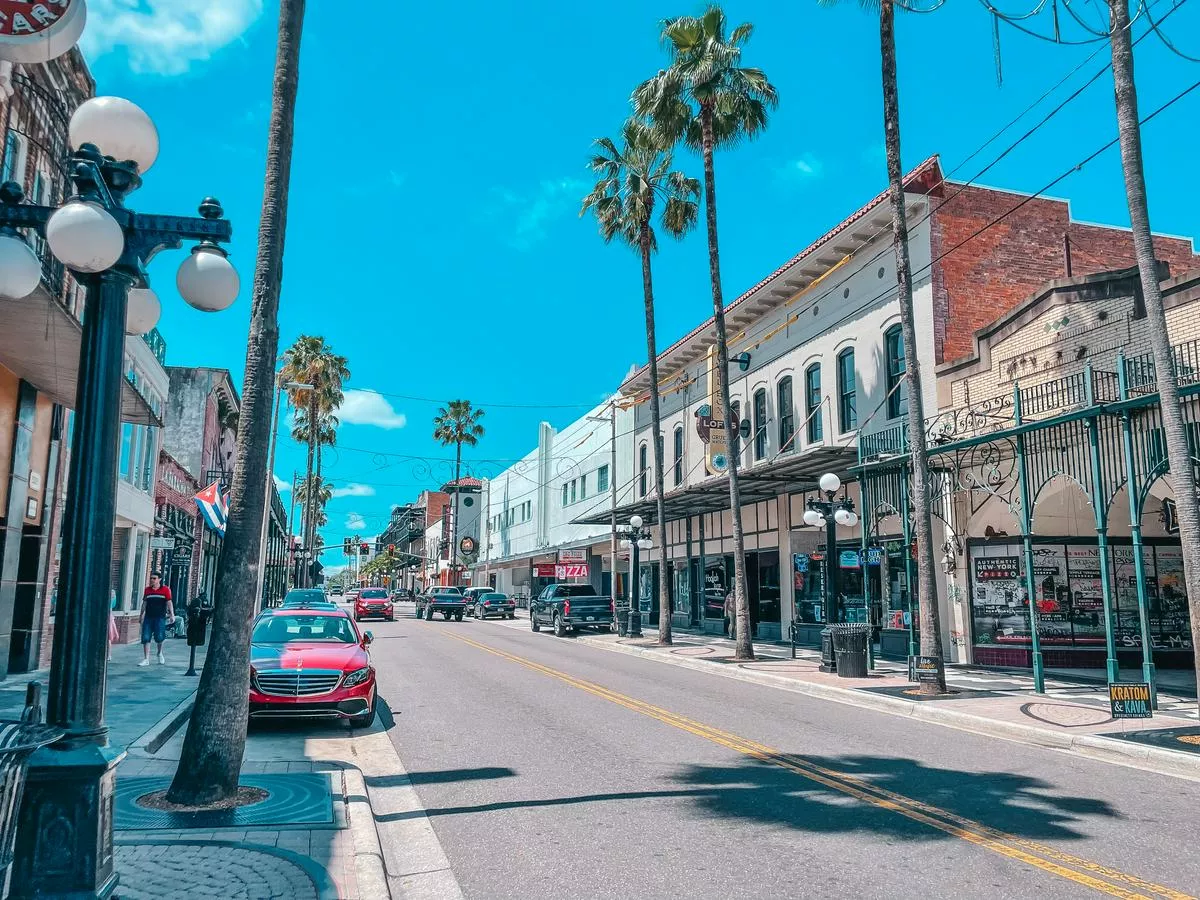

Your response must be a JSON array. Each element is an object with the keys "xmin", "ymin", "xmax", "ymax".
[
  {"xmin": 753, "ymin": 388, "xmax": 768, "ymax": 460},
  {"xmin": 673, "ymin": 426, "xmax": 684, "ymax": 486},
  {"xmin": 885, "ymin": 325, "xmax": 907, "ymax": 419},
  {"xmin": 805, "ymin": 364, "xmax": 822, "ymax": 443},
  {"xmin": 837, "ymin": 348, "xmax": 857, "ymax": 433},
  {"xmin": 638, "ymin": 443, "xmax": 648, "ymax": 497},
  {"xmin": 777, "ymin": 376, "xmax": 794, "ymax": 453}
]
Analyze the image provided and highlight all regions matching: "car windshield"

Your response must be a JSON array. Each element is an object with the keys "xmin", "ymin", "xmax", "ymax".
[
  {"xmin": 483, "ymin": 593, "xmax": 507, "ymax": 601},
  {"xmin": 554, "ymin": 585, "xmax": 597, "ymax": 597},
  {"xmin": 252, "ymin": 614, "xmax": 357, "ymax": 644},
  {"xmin": 360, "ymin": 589, "xmax": 388, "ymax": 599},
  {"xmin": 284, "ymin": 589, "xmax": 326, "ymax": 603}
]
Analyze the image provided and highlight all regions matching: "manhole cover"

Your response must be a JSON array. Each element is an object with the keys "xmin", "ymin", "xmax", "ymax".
[
  {"xmin": 115, "ymin": 773, "xmax": 336, "ymax": 830},
  {"xmin": 1021, "ymin": 703, "xmax": 1113, "ymax": 727}
]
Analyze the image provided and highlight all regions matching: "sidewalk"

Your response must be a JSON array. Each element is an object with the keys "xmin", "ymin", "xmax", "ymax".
[
  {"xmin": 506, "ymin": 613, "xmax": 1200, "ymax": 780},
  {"xmin": 2, "ymin": 638, "xmax": 423, "ymax": 899}
]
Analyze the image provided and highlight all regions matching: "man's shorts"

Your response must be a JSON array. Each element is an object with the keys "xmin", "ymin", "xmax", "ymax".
[{"xmin": 141, "ymin": 616, "xmax": 167, "ymax": 644}]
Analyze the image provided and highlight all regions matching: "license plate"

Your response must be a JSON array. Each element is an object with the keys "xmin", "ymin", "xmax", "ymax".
[{"xmin": 586, "ymin": 616, "xmax": 594, "ymax": 621}]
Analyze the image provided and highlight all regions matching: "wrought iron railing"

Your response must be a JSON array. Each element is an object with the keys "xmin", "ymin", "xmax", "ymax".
[
  {"xmin": 859, "ymin": 423, "xmax": 908, "ymax": 461},
  {"xmin": 1123, "ymin": 338, "xmax": 1200, "ymax": 395},
  {"xmin": 141, "ymin": 328, "xmax": 167, "ymax": 365}
]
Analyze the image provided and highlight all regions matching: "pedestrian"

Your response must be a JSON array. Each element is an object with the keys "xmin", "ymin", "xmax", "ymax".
[
  {"xmin": 107, "ymin": 590, "xmax": 118, "ymax": 661},
  {"xmin": 138, "ymin": 572, "xmax": 174, "ymax": 667},
  {"xmin": 723, "ymin": 589, "xmax": 735, "ymax": 639}
]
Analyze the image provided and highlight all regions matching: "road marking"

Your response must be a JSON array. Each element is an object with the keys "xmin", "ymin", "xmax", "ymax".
[{"xmin": 442, "ymin": 630, "xmax": 1193, "ymax": 900}]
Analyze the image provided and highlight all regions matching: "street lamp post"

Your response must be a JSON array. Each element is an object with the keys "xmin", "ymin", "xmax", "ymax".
[
  {"xmin": 256, "ymin": 380, "xmax": 310, "ymax": 607},
  {"xmin": 802, "ymin": 472, "xmax": 859, "ymax": 623},
  {"xmin": 0, "ymin": 96, "xmax": 237, "ymax": 898},
  {"xmin": 619, "ymin": 515, "xmax": 652, "ymax": 638}
]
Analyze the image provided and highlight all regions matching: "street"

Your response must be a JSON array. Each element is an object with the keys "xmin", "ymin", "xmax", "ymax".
[{"xmin": 370, "ymin": 608, "xmax": 1200, "ymax": 900}]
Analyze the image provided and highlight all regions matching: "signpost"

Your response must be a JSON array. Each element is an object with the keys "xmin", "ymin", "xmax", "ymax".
[{"xmin": 1109, "ymin": 682, "xmax": 1153, "ymax": 718}]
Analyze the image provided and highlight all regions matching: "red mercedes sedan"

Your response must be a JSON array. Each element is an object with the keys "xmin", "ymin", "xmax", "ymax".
[{"xmin": 249, "ymin": 607, "xmax": 377, "ymax": 727}]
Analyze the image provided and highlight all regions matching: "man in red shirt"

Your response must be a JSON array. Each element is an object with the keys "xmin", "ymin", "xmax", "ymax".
[{"xmin": 138, "ymin": 572, "xmax": 174, "ymax": 667}]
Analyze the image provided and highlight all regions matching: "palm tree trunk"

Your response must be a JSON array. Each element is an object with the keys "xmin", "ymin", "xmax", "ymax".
[
  {"xmin": 167, "ymin": 0, "xmax": 306, "ymax": 805},
  {"xmin": 880, "ymin": 0, "xmax": 946, "ymax": 693},
  {"xmin": 451, "ymin": 441, "xmax": 461, "ymax": 586},
  {"xmin": 302, "ymin": 391, "xmax": 317, "ymax": 586},
  {"xmin": 700, "ymin": 103, "xmax": 753, "ymax": 661},
  {"xmin": 640, "ymin": 224, "xmax": 672, "ymax": 645},
  {"xmin": 1109, "ymin": 0, "xmax": 1200, "ymax": 689}
]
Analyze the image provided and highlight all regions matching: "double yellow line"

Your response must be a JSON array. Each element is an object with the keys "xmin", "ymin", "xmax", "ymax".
[{"xmin": 443, "ymin": 631, "xmax": 1192, "ymax": 900}]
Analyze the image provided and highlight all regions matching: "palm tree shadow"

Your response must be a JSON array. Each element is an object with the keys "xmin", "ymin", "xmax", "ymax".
[{"xmin": 671, "ymin": 754, "xmax": 1121, "ymax": 843}]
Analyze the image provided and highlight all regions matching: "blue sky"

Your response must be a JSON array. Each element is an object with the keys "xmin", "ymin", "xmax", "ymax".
[{"xmin": 82, "ymin": 1, "xmax": 1200, "ymax": 554}]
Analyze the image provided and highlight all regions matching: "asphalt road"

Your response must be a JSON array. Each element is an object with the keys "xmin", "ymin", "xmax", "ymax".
[{"xmin": 368, "ymin": 606, "xmax": 1200, "ymax": 900}]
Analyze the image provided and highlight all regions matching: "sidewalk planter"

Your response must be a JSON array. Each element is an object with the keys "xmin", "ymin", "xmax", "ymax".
[
  {"xmin": 829, "ymin": 624, "xmax": 871, "ymax": 679},
  {"xmin": 0, "ymin": 722, "xmax": 64, "ymax": 897}
]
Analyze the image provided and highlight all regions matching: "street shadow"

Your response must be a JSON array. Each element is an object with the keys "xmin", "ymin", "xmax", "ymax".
[
  {"xmin": 365, "ymin": 767, "xmax": 517, "ymax": 790},
  {"xmin": 374, "ymin": 753, "xmax": 1120, "ymax": 843}
]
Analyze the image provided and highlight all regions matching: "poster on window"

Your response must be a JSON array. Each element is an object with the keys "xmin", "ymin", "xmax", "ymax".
[
  {"xmin": 1066, "ymin": 546, "xmax": 1106, "ymax": 646},
  {"xmin": 971, "ymin": 549, "xmax": 1031, "ymax": 645},
  {"xmin": 1151, "ymin": 547, "xmax": 1192, "ymax": 649}
]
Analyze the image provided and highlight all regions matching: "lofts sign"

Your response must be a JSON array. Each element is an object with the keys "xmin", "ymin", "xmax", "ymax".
[
  {"xmin": 0, "ymin": 1, "xmax": 86, "ymax": 63},
  {"xmin": 696, "ymin": 347, "xmax": 728, "ymax": 475}
]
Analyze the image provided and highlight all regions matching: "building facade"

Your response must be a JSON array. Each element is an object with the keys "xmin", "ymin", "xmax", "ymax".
[{"xmin": 580, "ymin": 156, "xmax": 1197, "ymax": 650}]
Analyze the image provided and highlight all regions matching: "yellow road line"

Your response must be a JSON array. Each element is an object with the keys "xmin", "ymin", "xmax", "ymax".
[{"xmin": 441, "ymin": 631, "xmax": 1193, "ymax": 900}]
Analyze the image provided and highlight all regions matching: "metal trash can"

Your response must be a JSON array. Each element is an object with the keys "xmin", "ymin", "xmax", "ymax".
[
  {"xmin": 829, "ymin": 623, "xmax": 871, "ymax": 679},
  {"xmin": 614, "ymin": 603, "xmax": 630, "ymax": 637},
  {"xmin": 0, "ymin": 720, "xmax": 63, "ymax": 897}
]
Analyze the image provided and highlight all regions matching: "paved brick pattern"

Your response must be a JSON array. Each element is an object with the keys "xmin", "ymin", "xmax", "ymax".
[{"xmin": 115, "ymin": 843, "xmax": 319, "ymax": 900}]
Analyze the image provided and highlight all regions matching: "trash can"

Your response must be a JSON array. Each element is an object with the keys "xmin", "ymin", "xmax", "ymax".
[
  {"xmin": 829, "ymin": 623, "xmax": 871, "ymax": 679},
  {"xmin": 614, "ymin": 603, "xmax": 630, "ymax": 637},
  {"xmin": 0, "ymin": 721, "xmax": 64, "ymax": 896}
]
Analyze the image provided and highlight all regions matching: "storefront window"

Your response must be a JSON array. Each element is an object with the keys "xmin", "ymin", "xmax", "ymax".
[
  {"xmin": 703, "ymin": 559, "xmax": 726, "ymax": 619},
  {"xmin": 129, "ymin": 531, "xmax": 148, "ymax": 610},
  {"xmin": 758, "ymin": 551, "xmax": 780, "ymax": 625},
  {"xmin": 673, "ymin": 564, "xmax": 690, "ymax": 615}
]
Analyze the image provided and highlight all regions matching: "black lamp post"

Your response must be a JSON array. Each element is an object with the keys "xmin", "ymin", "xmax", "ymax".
[
  {"xmin": 802, "ymin": 472, "xmax": 858, "ymax": 631},
  {"xmin": 619, "ymin": 515, "xmax": 652, "ymax": 638},
  {"xmin": 0, "ymin": 96, "xmax": 237, "ymax": 899}
]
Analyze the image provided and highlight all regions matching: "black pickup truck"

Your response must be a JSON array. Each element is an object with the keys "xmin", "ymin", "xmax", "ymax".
[
  {"xmin": 530, "ymin": 584, "xmax": 613, "ymax": 637},
  {"xmin": 416, "ymin": 586, "xmax": 468, "ymax": 621}
]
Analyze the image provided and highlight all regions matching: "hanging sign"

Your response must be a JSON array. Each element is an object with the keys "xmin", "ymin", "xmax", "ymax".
[
  {"xmin": 150, "ymin": 536, "xmax": 175, "ymax": 551},
  {"xmin": 1109, "ymin": 682, "xmax": 1152, "ymax": 719},
  {"xmin": 558, "ymin": 548, "xmax": 587, "ymax": 563},
  {"xmin": 0, "ymin": 0, "xmax": 87, "ymax": 64},
  {"xmin": 839, "ymin": 549, "xmax": 862, "ymax": 569},
  {"xmin": 866, "ymin": 547, "xmax": 884, "ymax": 566},
  {"xmin": 698, "ymin": 347, "xmax": 729, "ymax": 475}
]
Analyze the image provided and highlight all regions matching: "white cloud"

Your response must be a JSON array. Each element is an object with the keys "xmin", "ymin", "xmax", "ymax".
[
  {"xmin": 340, "ymin": 390, "xmax": 407, "ymax": 430},
  {"xmin": 781, "ymin": 154, "xmax": 824, "ymax": 180},
  {"xmin": 488, "ymin": 178, "xmax": 589, "ymax": 251},
  {"xmin": 331, "ymin": 483, "xmax": 375, "ymax": 499},
  {"xmin": 273, "ymin": 474, "xmax": 291, "ymax": 493},
  {"xmin": 82, "ymin": 0, "xmax": 264, "ymax": 75},
  {"xmin": 345, "ymin": 513, "xmax": 367, "ymax": 530}
]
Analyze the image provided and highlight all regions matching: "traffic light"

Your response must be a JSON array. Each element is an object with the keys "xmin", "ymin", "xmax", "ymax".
[
  {"xmin": 360, "ymin": 542, "xmax": 370, "ymax": 555},
  {"xmin": 343, "ymin": 537, "xmax": 353, "ymax": 555},
  {"xmin": 387, "ymin": 544, "xmax": 396, "ymax": 557}
]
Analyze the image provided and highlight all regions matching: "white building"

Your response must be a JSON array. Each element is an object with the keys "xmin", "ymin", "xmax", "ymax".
[{"xmin": 474, "ymin": 397, "xmax": 634, "ymax": 598}]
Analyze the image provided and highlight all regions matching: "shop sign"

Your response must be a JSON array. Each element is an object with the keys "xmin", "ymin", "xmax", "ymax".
[
  {"xmin": 150, "ymin": 536, "xmax": 175, "ymax": 551},
  {"xmin": 533, "ymin": 564, "xmax": 558, "ymax": 577},
  {"xmin": 558, "ymin": 548, "xmax": 587, "ymax": 563},
  {"xmin": 908, "ymin": 655, "xmax": 941, "ymax": 684},
  {"xmin": 793, "ymin": 554, "xmax": 809, "ymax": 574},
  {"xmin": 556, "ymin": 563, "xmax": 588, "ymax": 579},
  {"xmin": 974, "ymin": 556, "xmax": 1020, "ymax": 581},
  {"xmin": 1109, "ymin": 682, "xmax": 1152, "ymax": 719},
  {"xmin": 839, "ymin": 549, "xmax": 861, "ymax": 569},
  {"xmin": 866, "ymin": 547, "xmax": 884, "ymax": 566},
  {"xmin": 699, "ymin": 347, "xmax": 729, "ymax": 475},
  {"xmin": 0, "ymin": 0, "xmax": 86, "ymax": 63}
]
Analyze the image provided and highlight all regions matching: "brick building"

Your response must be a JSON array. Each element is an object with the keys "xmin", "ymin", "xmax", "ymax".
[
  {"xmin": 579, "ymin": 155, "xmax": 1197, "ymax": 654},
  {"xmin": 152, "ymin": 449, "xmax": 201, "ymax": 623}
]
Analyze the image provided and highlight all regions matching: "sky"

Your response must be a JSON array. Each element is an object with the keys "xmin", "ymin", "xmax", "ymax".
[{"xmin": 81, "ymin": 0, "xmax": 1200, "ymax": 559}]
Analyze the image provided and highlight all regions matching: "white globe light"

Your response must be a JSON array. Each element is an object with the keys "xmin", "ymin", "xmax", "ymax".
[
  {"xmin": 637, "ymin": 538, "xmax": 653, "ymax": 550},
  {"xmin": 69, "ymin": 96, "xmax": 159, "ymax": 172},
  {"xmin": 802, "ymin": 509, "xmax": 822, "ymax": 527},
  {"xmin": 125, "ymin": 287, "xmax": 160, "ymax": 335},
  {"xmin": 843, "ymin": 511, "xmax": 859, "ymax": 527},
  {"xmin": 46, "ymin": 201, "xmax": 123, "ymax": 273},
  {"xmin": 630, "ymin": 515, "xmax": 643, "ymax": 529},
  {"xmin": 620, "ymin": 539, "xmax": 632, "ymax": 549},
  {"xmin": 819, "ymin": 472, "xmax": 842, "ymax": 495},
  {"xmin": 0, "ymin": 233, "xmax": 42, "ymax": 299},
  {"xmin": 177, "ymin": 246, "xmax": 239, "ymax": 312},
  {"xmin": 834, "ymin": 508, "xmax": 852, "ymax": 527}
]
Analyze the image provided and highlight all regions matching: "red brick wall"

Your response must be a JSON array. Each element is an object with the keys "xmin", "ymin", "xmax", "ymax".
[{"xmin": 931, "ymin": 182, "xmax": 1199, "ymax": 365}]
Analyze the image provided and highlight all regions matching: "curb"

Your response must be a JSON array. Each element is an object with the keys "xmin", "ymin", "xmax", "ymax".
[
  {"xmin": 343, "ymin": 768, "xmax": 391, "ymax": 899},
  {"xmin": 127, "ymin": 692, "xmax": 196, "ymax": 757},
  {"xmin": 574, "ymin": 634, "xmax": 1200, "ymax": 781}
]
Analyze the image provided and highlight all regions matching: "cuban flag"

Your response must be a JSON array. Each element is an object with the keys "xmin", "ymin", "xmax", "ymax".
[{"xmin": 195, "ymin": 482, "xmax": 227, "ymax": 534}]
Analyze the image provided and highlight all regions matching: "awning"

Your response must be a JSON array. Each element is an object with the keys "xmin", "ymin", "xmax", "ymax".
[
  {"xmin": 0, "ymin": 285, "xmax": 158, "ymax": 425},
  {"xmin": 572, "ymin": 444, "xmax": 857, "ymax": 526}
]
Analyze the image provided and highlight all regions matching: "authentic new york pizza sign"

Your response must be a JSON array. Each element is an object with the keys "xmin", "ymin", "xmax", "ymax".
[{"xmin": 0, "ymin": 0, "xmax": 87, "ymax": 63}]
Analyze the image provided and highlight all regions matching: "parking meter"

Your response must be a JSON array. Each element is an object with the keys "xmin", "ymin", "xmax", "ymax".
[{"xmin": 186, "ymin": 596, "xmax": 213, "ymax": 647}]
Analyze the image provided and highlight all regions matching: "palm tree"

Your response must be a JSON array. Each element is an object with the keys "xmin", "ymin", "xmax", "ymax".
[
  {"xmin": 278, "ymin": 336, "xmax": 349, "ymax": 571},
  {"xmin": 432, "ymin": 401, "xmax": 485, "ymax": 585},
  {"xmin": 581, "ymin": 117, "xmax": 699, "ymax": 645},
  {"xmin": 1107, "ymin": 0, "xmax": 1200, "ymax": 683},
  {"xmin": 168, "ymin": 0, "xmax": 308, "ymax": 806},
  {"xmin": 634, "ymin": 5, "xmax": 776, "ymax": 660},
  {"xmin": 819, "ymin": 0, "xmax": 946, "ymax": 692},
  {"xmin": 295, "ymin": 474, "xmax": 333, "ymax": 536}
]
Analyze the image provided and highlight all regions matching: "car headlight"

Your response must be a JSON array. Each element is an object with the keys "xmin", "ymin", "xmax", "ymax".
[{"xmin": 343, "ymin": 666, "xmax": 372, "ymax": 688}]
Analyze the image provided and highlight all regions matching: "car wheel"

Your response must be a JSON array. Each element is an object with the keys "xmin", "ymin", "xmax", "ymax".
[
  {"xmin": 386, "ymin": 616, "xmax": 394, "ymax": 622},
  {"xmin": 455, "ymin": 612, "xmax": 463, "ymax": 622},
  {"xmin": 554, "ymin": 613, "xmax": 567, "ymax": 638},
  {"xmin": 531, "ymin": 615, "xmax": 540, "ymax": 632},
  {"xmin": 350, "ymin": 696, "xmax": 376, "ymax": 729}
]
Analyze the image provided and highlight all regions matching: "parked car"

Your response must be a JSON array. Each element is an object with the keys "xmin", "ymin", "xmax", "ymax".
[
  {"xmin": 248, "ymin": 607, "xmax": 376, "ymax": 727},
  {"xmin": 354, "ymin": 587, "xmax": 395, "ymax": 622},
  {"xmin": 474, "ymin": 592, "xmax": 516, "ymax": 620},
  {"xmin": 391, "ymin": 587, "xmax": 412, "ymax": 601},
  {"xmin": 344, "ymin": 588, "xmax": 361, "ymax": 604},
  {"xmin": 462, "ymin": 586, "xmax": 492, "ymax": 616},
  {"xmin": 415, "ymin": 586, "xmax": 467, "ymax": 621},
  {"xmin": 530, "ymin": 584, "xmax": 614, "ymax": 636},
  {"xmin": 282, "ymin": 588, "xmax": 330, "ymax": 608}
]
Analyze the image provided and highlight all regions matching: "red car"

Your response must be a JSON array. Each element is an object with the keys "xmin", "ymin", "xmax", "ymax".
[
  {"xmin": 249, "ymin": 607, "xmax": 377, "ymax": 727},
  {"xmin": 355, "ymin": 587, "xmax": 395, "ymax": 622}
]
